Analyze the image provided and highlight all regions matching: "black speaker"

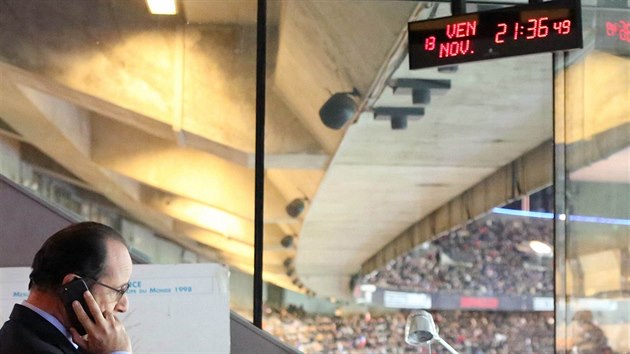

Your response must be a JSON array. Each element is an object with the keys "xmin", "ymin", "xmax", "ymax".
[
  {"xmin": 319, "ymin": 93, "xmax": 357, "ymax": 130},
  {"xmin": 286, "ymin": 198, "xmax": 306, "ymax": 218},
  {"xmin": 281, "ymin": 235, "xmax": 294, "ymax": 248}
]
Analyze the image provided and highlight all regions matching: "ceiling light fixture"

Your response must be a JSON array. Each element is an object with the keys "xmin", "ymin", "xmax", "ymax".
[
  {"xmin": 146, "ymin": 0, "xmax": 177, "ymax": 15},
  {"xmin": 286, "ymin": 267, "xmax": 295, "ymax": 277},
  {"xmin": 438, "ymin": 65, "xmax": 459, "ymax": 73},
  {"xmin": 374, "ymin": 107, "xmax": 425, "ymax": 130},
  {"xmin": 390, "ymin": 79, "xmax": 452, "ymax": 105},
  {"xmin": 529, "ymin": 240, "xmax": 553, "ymax": 255}
]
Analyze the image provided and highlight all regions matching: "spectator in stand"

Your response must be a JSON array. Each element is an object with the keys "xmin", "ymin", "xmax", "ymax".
[
  {"xmin": 362, "ymin": 215, "xmax": 554, "ymax": 297},
  {"xmin": 263, "ymin": 215, "xmax": 559, "ymax": 353},
  {"xmin": 263, "ymin": 305, "xmax": 555, "ymax": 354}
]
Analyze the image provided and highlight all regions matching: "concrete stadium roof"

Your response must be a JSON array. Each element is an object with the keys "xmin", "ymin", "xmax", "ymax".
[{"xmin": 0, "ymin": 0, "xmax": 627, "ymax": 300}]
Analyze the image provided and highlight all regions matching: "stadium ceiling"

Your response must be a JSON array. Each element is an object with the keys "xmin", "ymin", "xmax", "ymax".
[{"xmin": 0, "ymin": 0, "xmax": 627, "ymax": 300}]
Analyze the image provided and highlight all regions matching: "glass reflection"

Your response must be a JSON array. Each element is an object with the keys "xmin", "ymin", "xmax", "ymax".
[
  {"xmin": 556, "ymin": 3, "xmax": 629, "ymax": 354},
  {"xmin": 263, "ymin": 0, "xmax": 559, "ymax": 351}
]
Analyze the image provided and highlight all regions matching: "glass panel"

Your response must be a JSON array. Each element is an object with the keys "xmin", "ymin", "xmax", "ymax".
[
  {"xmin": 555, "ymin": 2, "xmax": 629, "ymax": 353},
  {"xmin": 0, "ymin": 0, "xmax": 257, "ymax": 320},
  {"xmin": 264, "ymin": 0, "xmax": 555, "ymax": 352}
]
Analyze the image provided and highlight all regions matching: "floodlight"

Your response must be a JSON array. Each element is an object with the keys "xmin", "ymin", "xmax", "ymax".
[{"xmin": 405, "ymin": 311, "xmax": 459, "ymax": 354}]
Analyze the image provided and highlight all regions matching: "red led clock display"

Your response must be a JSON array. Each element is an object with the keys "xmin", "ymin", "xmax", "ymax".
[
  {"xmin": 409, "ymin": 1, "xmax": 583, "ymax": 69},
  {"xmin": 605, "ymin": 20, "xmax": 630, "ymax": 43}
]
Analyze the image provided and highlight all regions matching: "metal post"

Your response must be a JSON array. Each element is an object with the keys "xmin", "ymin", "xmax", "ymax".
[
  {"xmin": 451, "ymin": 0, "xmax": 466, "ymax": 15},
  {"xmin": 253, "ymin": 0, "xmax": 267, "ymax": 329}
]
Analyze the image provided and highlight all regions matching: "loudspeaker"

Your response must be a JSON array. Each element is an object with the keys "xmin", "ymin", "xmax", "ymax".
[{"xmin": 319, "ymin": 92, "xmax": 357, "ymax": 130}]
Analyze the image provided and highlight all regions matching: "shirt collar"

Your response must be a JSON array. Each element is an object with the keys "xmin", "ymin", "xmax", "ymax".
[{"xmin": 22, "ymin": 300, "xmax": 78, "ymax": 349}]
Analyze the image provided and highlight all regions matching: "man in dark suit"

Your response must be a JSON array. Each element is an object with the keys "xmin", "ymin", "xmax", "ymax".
[{"xmin": 0, "ymin": 222, "xmax": 133, "ymax": 354}]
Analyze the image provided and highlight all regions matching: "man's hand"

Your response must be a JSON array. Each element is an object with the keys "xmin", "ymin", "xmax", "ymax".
[{"xmin": 69, "ymin": 291, "xmax": 131, "ymax": 354}]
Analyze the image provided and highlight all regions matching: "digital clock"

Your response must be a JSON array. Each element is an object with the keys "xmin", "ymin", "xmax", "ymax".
[
  {"xmin": 408, "ymin": 1, "xmax": 583, "ymax": 69},
  {"xmin": 596, "ymin": 9, "xmax": 630, "ymax": 56}
]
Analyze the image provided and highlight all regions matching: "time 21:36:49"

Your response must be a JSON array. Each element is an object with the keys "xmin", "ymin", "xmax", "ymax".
[{"xmin": 494, "ymin": 17, "xmax": 572, "ymax": 43}]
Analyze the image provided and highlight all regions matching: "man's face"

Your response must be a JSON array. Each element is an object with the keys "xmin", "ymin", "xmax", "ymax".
[{"xmin": 90, "ymin": 239, "xmax": 133, "ymax": 314}]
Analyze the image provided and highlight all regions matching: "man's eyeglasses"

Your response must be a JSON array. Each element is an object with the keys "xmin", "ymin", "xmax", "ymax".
[{"xmin": 80, "ymin": 276, "xmax": 130, "ymax": 302}]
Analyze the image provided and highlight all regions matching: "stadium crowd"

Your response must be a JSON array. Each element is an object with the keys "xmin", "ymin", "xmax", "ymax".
[
  {"xmin": 361, "ymin": 215, "xmax": 554, "ymax": 296},
  {"xmin": 263, "ymin": 306, "xmax": 555, "ymax": 354}
]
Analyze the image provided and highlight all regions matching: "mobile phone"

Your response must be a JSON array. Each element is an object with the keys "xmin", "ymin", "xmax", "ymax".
[{"xmin": 60, "ymin": 278, "xmax": 95, "ymax": 336}]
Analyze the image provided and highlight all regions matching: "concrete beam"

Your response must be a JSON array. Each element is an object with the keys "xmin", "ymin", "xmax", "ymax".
[
  {"xmin": 90, "ymin": 116, "xmax": 291, "ymax": 222},
  {"xmin": 0, "ymin": 61, "xmax": 327, "ymax": 169},
  {"xmin": 362, "ymin": 141, "xmax": 553, "ymax": 274},
  {"xmin": 0, "ymin": 70, "xmax": 173, "ymax": 235}
]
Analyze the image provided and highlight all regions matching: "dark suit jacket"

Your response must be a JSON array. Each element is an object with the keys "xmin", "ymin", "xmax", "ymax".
[{"xmin": 0, "ymin": 304, "xmax": 81, "ymax": 354}]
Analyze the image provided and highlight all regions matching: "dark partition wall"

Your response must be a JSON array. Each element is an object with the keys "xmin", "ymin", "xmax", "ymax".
[{"xmin": 0, "ymin": 174, "xmax": 74, "ymax": 267}]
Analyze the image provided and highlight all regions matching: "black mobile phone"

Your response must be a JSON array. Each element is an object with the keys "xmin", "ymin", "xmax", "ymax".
[{"xmin": 60, "ymin": 278, "xmax": 95, "ymax": 336}]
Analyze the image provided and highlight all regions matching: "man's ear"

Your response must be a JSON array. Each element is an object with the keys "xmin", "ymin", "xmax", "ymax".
[{"xmin": 61, "ymin": 274, "xmax": 79, "ymax": 286}]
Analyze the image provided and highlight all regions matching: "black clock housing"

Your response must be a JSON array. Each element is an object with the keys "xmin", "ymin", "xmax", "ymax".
[{"xmin": 408, "ymin": 0, "xmax": 583, "ymax": 69}]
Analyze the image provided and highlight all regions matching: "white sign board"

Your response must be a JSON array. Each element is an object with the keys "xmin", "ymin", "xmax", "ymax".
[
  {"xmin": 0, "ymin": 267, "xmax": 30, "ymax": 322},
  {"xmin": 533, "ymin": 297, "xmax": 554, "ymax": 311},
  {"xmin": 383, "ymin": 290, "xmax": 432, "ymax": 309},
  {"xmin": 1, "ymin": 264, "xmax": 230, "ymax": 354},
  {"xmin": 571, "ymin": 298, "xmax": 619, "ymax": 311}
]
